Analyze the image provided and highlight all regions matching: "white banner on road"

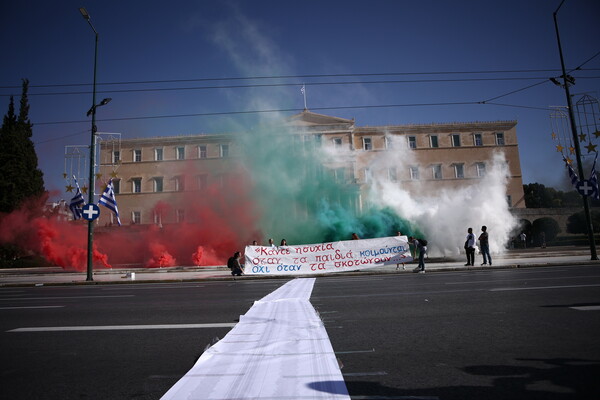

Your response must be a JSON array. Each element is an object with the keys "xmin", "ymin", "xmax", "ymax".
[{"xmin": 244, "ymin": 235, "xmax": 412, "ymax": 276}]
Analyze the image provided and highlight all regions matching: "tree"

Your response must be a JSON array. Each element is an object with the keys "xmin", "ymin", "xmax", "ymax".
[
  {"xmin": 566, "ymin": 211, "xmax": 600, "ymax": 234},
  {"xmin": 523, "ymin": 183, "xmax": 585, "ymax": 208},
  {"xmin": 0, "ymin": 79, "xmax": 45, "ymax": 213}
]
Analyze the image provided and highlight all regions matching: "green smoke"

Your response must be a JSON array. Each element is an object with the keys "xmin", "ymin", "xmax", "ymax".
[{"xmin": 239, "ymin": 123, "xmax": 420, "ymax": 245}]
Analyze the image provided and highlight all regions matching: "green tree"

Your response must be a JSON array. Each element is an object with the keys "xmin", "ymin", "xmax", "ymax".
[
  {"xmin": 0, "ymin": 79, "xmax": 45, "ymax": 213},
  {"xmin": 523, "ymin": 183, "xmax": 585, "ymax": 208},
  {"xmin": 566, "ymin": 211, "xmax": 600, "ymax": 234}
]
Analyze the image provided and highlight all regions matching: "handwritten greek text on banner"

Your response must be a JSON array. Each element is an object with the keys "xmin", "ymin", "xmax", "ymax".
[{"xmin": 244, "ymin": 235, "xmax": 412, "ymax": 275}]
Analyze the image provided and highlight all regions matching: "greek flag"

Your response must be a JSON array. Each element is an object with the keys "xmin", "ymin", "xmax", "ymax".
[
  {"xmin": 590, "ymin": 152, "xmax": 599, "ymax": 200},
  {"xmin": 565, "ymin": 157, "xmax": 580, "ymax": 189},
  {"xmin": 69, "ymin": 176, "xmax": 85, "ymax": 220},
  {"xmin": 99, "ymin": 178, "xmax": 121, "ymax": 226}
]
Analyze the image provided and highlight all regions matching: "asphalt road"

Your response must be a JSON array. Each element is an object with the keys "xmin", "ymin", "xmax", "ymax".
[{"xmin": 1, "ymin": 265, "xmax": 599, "ymax": 399}]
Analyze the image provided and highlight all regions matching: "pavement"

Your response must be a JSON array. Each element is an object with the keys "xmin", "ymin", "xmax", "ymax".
[{"xmin": 1, "ymin": 246, "xmax": 599, "ymax": 287}]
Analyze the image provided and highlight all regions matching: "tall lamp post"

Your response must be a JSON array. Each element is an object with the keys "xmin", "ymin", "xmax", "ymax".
[
  {"xmin": 553, "ymin": 0, "xmax": 598, "ymax": 260},
  {"xmin": 80, "ymin": 7, "xmax": 112, "ymax": 281}
]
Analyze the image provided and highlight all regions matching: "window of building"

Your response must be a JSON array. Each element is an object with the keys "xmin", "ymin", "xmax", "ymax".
[
  {"xmin": 451, "ymin": 134, "xmax": 461, "ymax": 147},
  {"xmin": 408, "ymin": 136, "xmax": 417, "ymax": 149},
  {"xmin": 315, "ymin": 134, "xmax": 322, "ymax": 148},
  {"xmin": 153, "ymin": 177, "xmax": 163, "ymax": 192},
  {"xmin": 176, "ymin": 209, "xmax": 185, "ymax": 223},
  {"xmin": 132, "ymin": 178, "xmax": 141, "ymax": 193},
  {"xmin": 363, "ymin": 137, "xmax": 372, "ymax": 150},
  {"xmin": 430, "ymin": 135, "xmax": 439, "ymax": 148},
  {"xmin": 197, "ymin": 174, "xmax": 208, "ymax": 190},
  {"xmin": 474, "ymin": 133, "xmax": 483, "ymax": 146},
  {"xmin": 388, "ymin": 168, "xmax": 397, "ymax": 182},
  {"xmin": 410, "ymin": 166, "xmax": 420, "ymax": 180},
  {"xmin": 364, "ymin": 168, "xmax": 372, "ymax": 183},
  {"xmin": 132, "ymin": 211, "xmax": 141, "ymax": 224},
  {"xmin": 333, "ymin": 137, "xmax": 342, "ymax": 149},
  {"xmin": 153, "ymin": 211, "xmax": 162, "ymax": 226},
  {"xmin": 454, "ymin": 163, "xmax": 465, "ymax": 178},
  {"xmin": 220, "ymin": 144, "xmax": 229, "ymax": 158},
  {"xmin": 133, "ymin": 149, "xmax": 142, "ymax": 162},
  {"xmin": 198, "ymin": 145, "xmax": 207, "ymax": 159},
  {"xmin": 176, "ymin": 146, "xmax": 185, "ymax": 160},
  {"xmin": 174, "ymin": 176, "xmax": 184, "ymax": 191},
  {"xmin": 433, "ymin": 164, "xmax": 443, "ymax": 180},
  {"xmin": 113, "ymin": 179, "xmax": 120, "ymax": 194},
  {"xmin": 333, "ymin": 167, "xmax": 345, "ymax": 183},
  {"xmin": 112, "ymin": 150, "xmax": 120, "ymax": 164},
  {"xmin": 476, "ymin": 162, "xmax": 486, "ymax": 177},
  {"xmin": 496, "ymin": 132, "xmax": 505, "ymax": 145},
  {"xmin": 154, "ymin": 148, "xmax": 163, "ymax": 161}
]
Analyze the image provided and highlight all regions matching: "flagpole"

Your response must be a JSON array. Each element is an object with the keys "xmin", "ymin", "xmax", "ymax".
[
  {"xmin": 302, "ymin": 84, "xmax": 307, "ymax": 110},
  {"xmin": 554, "ymin": 2, "xmax": 598, "ymax": 260}
]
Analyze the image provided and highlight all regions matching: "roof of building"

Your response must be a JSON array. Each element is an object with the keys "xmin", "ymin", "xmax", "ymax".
[{"xmin": 287, "ymin": 110, "xmax": 355, "ymax": 127}]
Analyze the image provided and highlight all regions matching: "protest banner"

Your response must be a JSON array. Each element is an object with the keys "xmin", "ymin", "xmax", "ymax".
[{"xmin": 244, "ymin": 235, "xmax": 412, "ymax": 275}]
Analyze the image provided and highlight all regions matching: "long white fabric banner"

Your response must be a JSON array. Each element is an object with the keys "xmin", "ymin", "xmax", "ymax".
[
  {"xmin": 244, "ymin": 235, "xmax": 412, "ymax": 276},
  {"xmin": 161, "ymin": 278, "xmax": 350, "ymax": 400}
]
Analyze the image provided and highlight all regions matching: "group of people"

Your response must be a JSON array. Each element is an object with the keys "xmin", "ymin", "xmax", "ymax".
[
  {"xmin": 404, "ymin": 226, "xmax": 492, "ymax": 274},
  {"xmin": 464, "ymin": 226, "xmax": 492, "ymax": 266},
  {"xmin": 227, "ymin": 228, "xmax": 491, "ymax": 278},
  {"xmin": 229, "ymin": 238, "xmax": 289, "ymax": 277}
]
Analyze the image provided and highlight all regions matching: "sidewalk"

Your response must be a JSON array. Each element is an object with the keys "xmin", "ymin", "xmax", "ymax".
[{"xmin": 1, "ymin": 247, "xmax": 598, "ymax": 287}]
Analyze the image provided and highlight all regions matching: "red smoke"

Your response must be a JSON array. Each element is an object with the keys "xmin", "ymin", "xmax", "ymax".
[
  {"xmin": 0, "ymin": 195, "xmax": 111, "ymax": 271},
  {"xmin": 0, "ymin": 169, "xmax": 262, "ymax": 270},
  {"xmin": 146, "ymin": 241, "xmax": 176, "ymax": 268}
]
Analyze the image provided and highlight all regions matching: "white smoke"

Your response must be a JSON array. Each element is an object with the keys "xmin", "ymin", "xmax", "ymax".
[{"xmin": 364, "ymin": 135, "xmax": 517, "ymax": 258}]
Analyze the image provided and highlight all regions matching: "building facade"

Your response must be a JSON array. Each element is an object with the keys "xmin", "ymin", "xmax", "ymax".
[{"xmin": 97, "ymin": 111, "xmax": 525, "ymax": 226}]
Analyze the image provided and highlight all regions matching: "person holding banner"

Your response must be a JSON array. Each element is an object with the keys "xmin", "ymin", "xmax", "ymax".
[
  {"xmin": 409, "ymin": 236, "xmax": 427, "ymax": 273},
  {"xmin": 396, "ymin": 231, "xmax": 406, "ymax": 270}
]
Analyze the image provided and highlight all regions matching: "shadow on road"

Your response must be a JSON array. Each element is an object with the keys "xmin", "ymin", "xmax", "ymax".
[{"xmin": 309, "ymin": 357, "xmax": 599, "ymax": 399}]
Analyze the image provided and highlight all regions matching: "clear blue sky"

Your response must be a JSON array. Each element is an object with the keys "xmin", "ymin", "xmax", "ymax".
[{"xmin": 1, "ymin": 0, "xmax": 599, "ymax": 200}]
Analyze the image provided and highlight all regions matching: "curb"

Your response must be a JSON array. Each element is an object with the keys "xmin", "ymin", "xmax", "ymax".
[{"xmin": 1, "ymin": 259, "xmax": 598, "ymax": 288}]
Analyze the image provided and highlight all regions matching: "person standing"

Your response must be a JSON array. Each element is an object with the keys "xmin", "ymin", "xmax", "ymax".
[
  {"xmin": 519, "ymin": 232, "xmax": 527, "ymax": 248},
  {"xmin": 479, "ymin": 225, "xmax": 492, "ymax": 266},
  {"xmin": 396, "ymin": 231, "xmax": 406, "ymax": 270},
  {"xmin": 409, "ymin": 236, "xmax": 427, "ymax": 273},
  {"xmin": 465, "ymin": 228, "xmax": 476, "ymax": 266},
  {"xmin": 227, "ymin": 251, "xmax": 244, "ymax": 278},
  {"xmin": 268, "ymin": 238, "xmax": 275, "ymax": 247}
]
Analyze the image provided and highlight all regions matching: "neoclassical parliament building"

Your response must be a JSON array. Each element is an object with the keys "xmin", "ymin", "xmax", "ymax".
[{"xmin": 97, "ymin": 110, "xmax": 525, "ymax": 226}]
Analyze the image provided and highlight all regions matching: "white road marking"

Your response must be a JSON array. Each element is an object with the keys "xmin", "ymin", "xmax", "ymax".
[
  {"xmin": 0, "ymin": 295, "xmax": 134, "ymax": 301},
  {"xmin": 0, "ymin": 305, "xmax": 64, "ymax": 310},
  {"xmin": 490, "ymin": 284, "xmax": 600, "ymax": 291},
  {"xmin": 8, "ymin": 322, "xmax": 236, "ymax": 332},
  {"xmin": 571, "ymin": 305, "xmax": 600, "ymax": 311},
  {"xmin": 446, "ymin": 275, "xmax": 600, "ymax": 285},
  {"xmin": 101, "ymin": 285, "xmax": 205, "ymax": 290}
]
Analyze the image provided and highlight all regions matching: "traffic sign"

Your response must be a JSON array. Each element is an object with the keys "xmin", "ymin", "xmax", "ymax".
[
  {"xmin": 82, "ymin": 203, "xmax": 101, "ymax": 221},
  {"xmin": 576, "ymin": 180, "xmax": 595, "ymax": 197}
]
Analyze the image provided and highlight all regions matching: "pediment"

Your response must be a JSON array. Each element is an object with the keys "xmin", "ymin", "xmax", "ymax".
[{"xmin": 288, "ymin": 110, "xmax": 354, "ymax": 128}]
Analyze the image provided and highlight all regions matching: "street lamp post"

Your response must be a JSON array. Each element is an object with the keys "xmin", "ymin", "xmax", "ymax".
[
  {"xmin": 80, "ymin": 8, "xmax": 112, "ymax": 280},
  {"xmin": 553, "ymin": 0, "xmax": 598, "ymax": 260}
]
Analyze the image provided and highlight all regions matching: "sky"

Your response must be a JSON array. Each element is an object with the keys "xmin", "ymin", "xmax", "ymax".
[{"xmin": 1, "ymin": 0, "xmax": 599, "ymax": 201}]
